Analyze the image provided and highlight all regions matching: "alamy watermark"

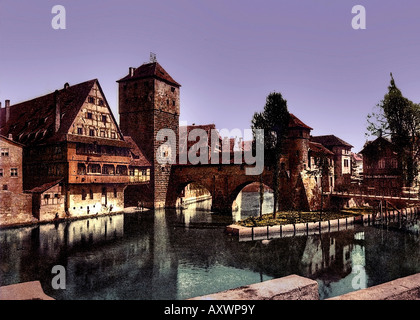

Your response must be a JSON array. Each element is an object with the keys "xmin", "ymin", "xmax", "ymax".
[
  {"xmin": 50, "ymin": 4, "xmax": 366, "ymax": 31},
  {"xmin": 352, "ymin": 5, "xmax": 366, "ymax": 30},
  {"xmin": 351, "ymin": 264, "xmax": 367, "ymax": 290},
  {"xmin": 156, "ymin": 126, "xmax": 264, "ymax": 176},
  {"xmin": 51, "ymin": 5, "xmax": 66, "ymax": 30},
  {"xmin": 51, "ymin": 265, "xmax": 66, "ymax": 290}
]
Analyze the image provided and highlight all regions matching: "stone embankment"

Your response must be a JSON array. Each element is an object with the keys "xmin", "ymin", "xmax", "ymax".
[
  {"xmin": 2, "ymin": 273, "xmax": 419, "ymax": 300},
  {"xmin": 191, "ymin": 273, "xmax": 420, "ymax": 300}
]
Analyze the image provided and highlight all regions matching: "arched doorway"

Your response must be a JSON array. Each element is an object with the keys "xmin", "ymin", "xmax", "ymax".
[{"xmin": 232, "ymin": 182, "xmax": 274, "ymax": 221}]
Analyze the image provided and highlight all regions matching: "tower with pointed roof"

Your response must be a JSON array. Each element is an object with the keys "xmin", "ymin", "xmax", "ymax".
[{"xmin": 117, "ymin": 59, "xmax": 181, "ymax": 208}]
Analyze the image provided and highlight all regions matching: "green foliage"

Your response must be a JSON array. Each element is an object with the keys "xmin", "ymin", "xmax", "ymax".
[
  {"xmin": 236, "ymin": 211, "xmax": 359, "ymax": 227},
  {"xmin": 251, "ymin": 92, "xmax": 290, "ymax": 164},
  {"xmin": 366, "ymin": 73, "xmax": 420, "ymax": 185},
  {"xmin": 251, "ymin": 92, "xmax": 290, "ymax": 218}
]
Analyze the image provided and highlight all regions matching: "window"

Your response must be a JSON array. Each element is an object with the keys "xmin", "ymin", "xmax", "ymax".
[
  {"xmin": 43, "ymin": 194, "xmax": 50, "ymax": 204},
  {"xmin": 102, "ymin": 164, "xmax": 115, "ymax": 175},
  {"xmin": 99, "ymin": 99, "xmax": 104, "ymax": 106},
  {"xmin": 113, "ymin": 188, "xmax": 117, "ymax": 198},
  {"xmin": 343, "ymin": 159, "xmax": 349, "ymax": 168},
  {"xmin": 391, "ymin": 159, "xmax": 398, "ymax": 169},
  {"xmin": 88, "ymin": 97, "xmax": 95, "ymax": 104},
  {"xmin": 87, "ymin": 112, "xmax": 93, "ymax": 119},
  {"xmin": 102, "ymin": 115, "xmax": 107, "ymax": 123},
  {"xmin": 0, "ymin": 169, "xmax": 3, "ymax": 177},
  {"xmin": 82, "ymin": 189, "xmax": 87, "ymax": 200},
  {"xmin": 89, "ymin": 129, "xmax": 95, "ymax": 137},
  {"xmin": 378, "ymin": 159, "xmax": 386, "ymax": 169},
  {"xmin": 2, "ymin": 185, "xmax": 7, "ymax": 190},
  {"xmin": 77, "ymin": 127, "xmax": 83, "ymax": 135},
  {"xmin": 116, "ymin": 165, "xmax": 128, "ymax": 175},
  {"xmin": 100, "ymin": 130, "xmax": 106, "ymax": 137},
  {"xmin": 0, "ymin": 148, "xmax": 9, "ymax": 157},
  {"xmin": 77, "ymin": 163, "xmax": 86, "ymax": 175},
  {"xmin": 111, "ymin": 132, "xmax": 116, "ymax": 139},
  {"xmin": 10, "ymin": 168, "xmax": 18, "ymax": 177},
  {"xmin": 89, "ymin": 189, "xmax": 94, "ymax": 199},
  {"xmin": 87, "ymin": 164, "xmax": 101, "ymax": 174},
  {"xmin": 171, "ymin": 87, "xmax": 175, "ymax": 93}
]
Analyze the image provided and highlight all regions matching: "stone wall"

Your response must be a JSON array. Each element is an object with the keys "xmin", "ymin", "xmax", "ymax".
[
  {"xmin": 67, "ymin": 184, "xmax": 125, "ymax": 217},
  {"xmin": 0, "ymin": 190, "xmax": 34, "ymax": 226},
  {"xmin": 190, "ymin": 275, "xmax": 319, "ymax": 300},
  {"xmin": 190, "ymin": 273, "xmax": 420, "ymax": 300}
]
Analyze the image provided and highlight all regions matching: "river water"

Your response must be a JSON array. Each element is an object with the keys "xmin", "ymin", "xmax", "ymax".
[{"xmin": 0, "ymin": 192, "xmax": 419, "ymax": 300}]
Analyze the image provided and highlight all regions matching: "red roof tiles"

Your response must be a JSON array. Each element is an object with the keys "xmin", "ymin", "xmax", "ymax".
[
  {"xmin": 117, "ymin": 62, "xmax": 181, "ymax": 87},
  {"xmin": 0, "ymin": 79, "xmax": 97, "ymax": 145},
  {"xmin": 289, "ymin": 113, "xmax": 313, "ymax": 130},
  {"xmin": 311, "ymin": 135, "xmax": 353, "ymax": 148}
]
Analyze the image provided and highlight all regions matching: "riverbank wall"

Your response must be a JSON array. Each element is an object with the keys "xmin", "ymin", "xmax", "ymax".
[
  {"xmin": 2, "ymin": 273, "xmax": 419, "ymax": 300},
  {"xmin": 190, "ymin": 273, "xmax": 420, "ymax": 300}
]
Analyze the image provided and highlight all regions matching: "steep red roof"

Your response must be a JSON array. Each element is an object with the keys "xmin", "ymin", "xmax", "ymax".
[
  {"xmin": 1, "ymin": 80, "xmax": 95, "ymax": 145},
  {"xmin": 0, "ymin": 134, "xmax": 25, "ymax": 148},
  {"xmin": 311, "ymin": 135, "xmax": 353, "ymax": 149},
  {"xmin": 117, "ymin": 62, "xmax": 180, "ymax": 87},
  {"xmin": 289, "ymin": 113, "xmax": 313, "ymax": 130},
  {"xmin": 0, "ymin": 79, "xmax": 127, "ymax": 147},
  {"xmin": 351, "ymin": 152, "xmax": 363, "ymax": 161},
  {"xmin": 309, "ymin": 141, "xmax": 334, "ymax": 156},
  {"xmin": 360, "ymin": 136, "xmax": 395, "ymax": 155},
  {"xmin": 27, "ymin": 179, "xmax": 63, "ymax": 193},
  {"xmin": 123, "ymin": 136, "xmax": 152, "ymax": 167}
]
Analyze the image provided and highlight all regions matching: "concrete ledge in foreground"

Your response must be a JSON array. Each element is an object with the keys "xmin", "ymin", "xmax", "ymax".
[
  {"xmin": 0, "ymin": 281, "xmax": 55, "ymax": 300},
  {"xmin": 189, "ymin": 275, "xmax": 319, "ymax": 300},
  {"xmin": 328, "ymin": 273, "xmax": 420, "ymax": 300}
]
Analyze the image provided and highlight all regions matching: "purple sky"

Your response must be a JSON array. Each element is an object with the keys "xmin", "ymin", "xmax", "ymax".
[{"xmin": 1, "ymin": 0, "xmax": 420, "ymax": 152}]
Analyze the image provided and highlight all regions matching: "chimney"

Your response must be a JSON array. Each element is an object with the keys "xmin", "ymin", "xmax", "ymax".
[
  {"xmin": 5, "ymin": 100, "xmax": 10, "ymax": 123},
  {"xmin": 54, "ymin": 90, "xmax": 60, "ymax": 133},
  {"xmin": 129, "ymin": 67, "xmax": 135, "ymax": 77}
]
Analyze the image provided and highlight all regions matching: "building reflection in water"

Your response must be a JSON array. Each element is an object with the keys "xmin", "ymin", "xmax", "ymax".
[{"xmin": 0, "ymin": 202, "xmax": 419, "ymax": 300}]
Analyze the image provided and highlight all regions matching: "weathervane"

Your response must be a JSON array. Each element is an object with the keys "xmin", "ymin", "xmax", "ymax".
[{"xmin": 150, "ymin": 52, "xmax": 157, "ymax": 63}]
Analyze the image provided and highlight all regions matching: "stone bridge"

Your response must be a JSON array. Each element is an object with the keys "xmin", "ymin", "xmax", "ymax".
[{"xmin": 165, "ymin": 164, "xmax": 275, "ymax": 213}]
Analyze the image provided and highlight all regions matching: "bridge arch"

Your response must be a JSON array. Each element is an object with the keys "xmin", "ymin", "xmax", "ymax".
[
  {"xmin": 165, "ymin": 175, "xmax": 215, "ymax": 209},
  {"xmin": 168, "ymin": 165, "xmax": 274, "ymax": 215},
  {"xmin": 230, "ymin": 181, "xmax": 274, "ymax": 218},
  {"xmin": 175, "ymin": 181, "xmax": 212, "ymax": 208}
]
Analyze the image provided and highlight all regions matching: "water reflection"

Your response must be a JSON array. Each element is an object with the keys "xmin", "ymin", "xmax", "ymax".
[
  {"xmin": 0, "ymin": 197, "xmax": 419, "ymax": 300},
  {"xmin": 233, "ymin": 191, "xmax": 274, "ymax": 221}
]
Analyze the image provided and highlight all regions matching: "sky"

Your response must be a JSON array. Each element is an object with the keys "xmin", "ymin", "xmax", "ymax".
[{"xmin": 1, "ymin": 0, "xmax": 420, "ymax": 153}]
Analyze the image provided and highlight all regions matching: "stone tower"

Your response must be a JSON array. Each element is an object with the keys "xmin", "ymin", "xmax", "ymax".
[{"xmin": 117, "ymin": 59, "xmax": 181, "ymax": 208}]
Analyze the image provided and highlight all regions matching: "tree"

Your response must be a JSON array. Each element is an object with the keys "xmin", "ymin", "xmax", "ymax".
[
  {"xmin": 367, "ymin": 73, "xmax": 420, "ymax": 187},
  {"xmin": 251, "ymin": 92, "xmax": 290, "ymax": 218}
]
